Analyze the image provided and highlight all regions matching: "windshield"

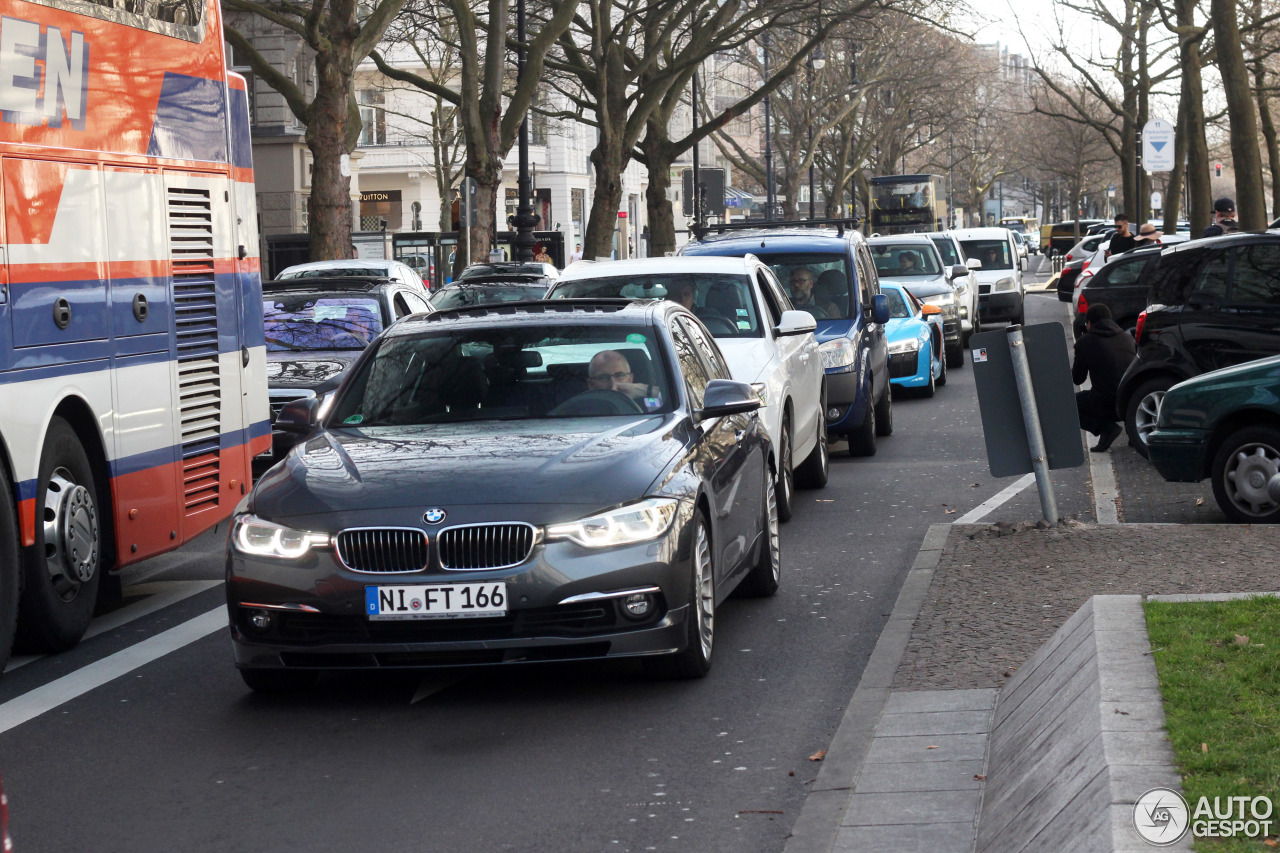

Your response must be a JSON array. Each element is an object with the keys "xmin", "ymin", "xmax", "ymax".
[
  {"xmin": 869, "ymin": 243, "xmax": 942, "ymax": 277},
  {"xmin": 999, "ymin": 220, "xmax": 1027, "ymax": 233},
  {"xmin": 930, "ymin": 237, "xmax": 960, "ymax": 266},
  {"xmin": 329, "ymin": 324, "xmax": 675, "ymax": 426},
  {"xmin": 279, "ymin": 267, "xmax": 389, "ymax": 279},
  {"xmin": 958, "ymin": 240, "xmax": 1013, "ymax": 271},
  {"xmin": 460, "ymin": 264, "xmax": 547, "ymax": 279},
  {"xmin": 263, "ymin": 295, "xmax": 384, "ymax": 352},
  {"xmin": 552, "ymin": 273, "xmax": 763, "ymax": 338},
  {"xmin": 431, "ymin": 284, "xmax": 549, "ymax": 309},
  {"xmin": 882, "ymin": 287, "xmax": 914, "ymax": 319},
  {"xmin": 763, "ymin": 253, "xmax": 854, "ymax": 319}
]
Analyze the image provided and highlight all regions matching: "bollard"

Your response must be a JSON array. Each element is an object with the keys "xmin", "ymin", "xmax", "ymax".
[{"xmin": 1007, "ymin": 325, "xmax": 1059, "ymax": 524}]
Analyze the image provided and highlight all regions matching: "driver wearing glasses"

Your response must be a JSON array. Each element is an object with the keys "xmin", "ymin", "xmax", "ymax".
[{"xmin": 587, "ymin": 350, "xmax": 659, "ymax": 405}]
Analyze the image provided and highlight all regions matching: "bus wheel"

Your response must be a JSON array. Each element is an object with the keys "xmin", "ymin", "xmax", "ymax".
[
  {"xmin": 17, "ymin": 418, "xmax": 102, "ymax": 653},
  {"xmin": 0, "ymin": 465, "xmax": 19, "ymax": 671}
]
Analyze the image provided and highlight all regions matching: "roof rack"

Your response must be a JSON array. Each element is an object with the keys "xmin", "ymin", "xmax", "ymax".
[
  {"xmin": 264, "ymin": 276, "xmax": 392, "ymax": 290},
  {"xmin": 422, "ymin": 299, "xmax": 640, "ymax": 321},
  {"xmin": 690, "ymin": 217, "xmax": 861, "ymax": 241}
]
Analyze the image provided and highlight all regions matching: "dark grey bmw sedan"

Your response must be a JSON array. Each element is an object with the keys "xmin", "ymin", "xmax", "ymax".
[{"xmin": 227, "ymin": 300, "xmax": 779, "ymax": 690}]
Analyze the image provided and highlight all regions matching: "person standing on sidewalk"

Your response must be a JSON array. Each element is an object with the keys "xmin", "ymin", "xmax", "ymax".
[
  {"xmin": 1073, "ymin": 303, "xmax": 1135, "ymax": 452},
  {"xmin": 1202, "ymin": 198, "xmax": 1239, "ymax": 237},
  {"xmin": 1107, "ymin": 214, "xmax": 1137, "ymax": 256}
]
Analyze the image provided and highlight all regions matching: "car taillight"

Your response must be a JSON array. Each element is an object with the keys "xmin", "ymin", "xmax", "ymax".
[
  {"xmin": 1077, "ymin": 293, "xmax": 1089, "ymax": 314},
  {"xmin": 1135, "ymin": 310, "xmax": 1147, "ymax": 344}
]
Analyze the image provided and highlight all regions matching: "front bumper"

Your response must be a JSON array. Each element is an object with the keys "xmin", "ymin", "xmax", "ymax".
[
  {"xmin": 979, "ymin": 290, "xmax": 1023, "ymax": 322},
  {"xmin": 889, "ymin": 347, "xmax": 930, "ymax": 387},
  {"xmin": 227, "ymin": 515, "xmax": 697, "ymax": 671},
  {"xmin": 1147, "ymin": 429, "xmax": 1210, "ymax": 483}
]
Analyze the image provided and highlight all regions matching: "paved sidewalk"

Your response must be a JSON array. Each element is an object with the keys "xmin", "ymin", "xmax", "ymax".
[{"xmin": 793, "ymin": 522, "xmax": 1280, "ymax": 853}]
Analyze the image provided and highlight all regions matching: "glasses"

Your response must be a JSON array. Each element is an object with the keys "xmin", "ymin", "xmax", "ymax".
[{"xmin": 589, "ymin": 371, "xmax": 632, "ymax": 383}]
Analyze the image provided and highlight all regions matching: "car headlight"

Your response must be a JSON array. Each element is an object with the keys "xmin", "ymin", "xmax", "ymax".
[
  {"xmin": 888, "ymin": 338, "xmax": 922, "ymax": 355},
  {"xmin": 232, "ymin": 514, "xmax": 330, "ymax": 560},
  {"xmin": 819, "ymin": 337, "xmax": 857, "ymax": 369},
  {"xmin": 546, "ymin": 498, "xmax": 679, "ymax": 548},
  {"xmin": 750, "ymin": 382, "xmax": 769, "ymax": 406},
  {"xmin": 922, "ymin": 291, "xmax": 954, "ymax": 306},
  {"xmin": 993, "ymin": 277, "xmax": 1016, "ymax": 292}
]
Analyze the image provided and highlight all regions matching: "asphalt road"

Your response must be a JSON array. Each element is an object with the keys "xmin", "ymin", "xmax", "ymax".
[{"xmin": 0, "ymin": 275, "xmax": 1086, "ymax": 853}]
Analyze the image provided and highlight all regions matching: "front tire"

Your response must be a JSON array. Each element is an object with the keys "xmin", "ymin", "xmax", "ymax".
[
  {"xmin": 737, "ymin": 471, "xmax": 781, "ymax": 597},
  {"xmin": 795, "ymin": 406, "xmax": 829, "ymax": 489},
  {"xmin": 646, "ymin": 512, "xmax": 715, "ymax": 679},
  {"xmin": 776, "ymin": 416, "xmax": 794, "ymax": 523},
  {"xmin": 1210, "ymin": 426, "xmax": 1280, "ymax": 523},
  {"xmin": 945, "ymin": 337, "xmax": 964, "ymax": 368},
  {"xmin": 936, "ymin": 337, "xmax": 948, "ymax": 387},
  {"xmin": 848, "ymin": 387, "xmax": 878, "ymax": 456},
  {"xmin": 921, "ymin": 344, "xmax": 937, "ymax": 398},
  {"xmin": 16, "ymin": 418, "xmax": 104, "ymax": 652},
  {"xmin": 874, "ymin": 377, "xmax": 894, "ymax": 436},
  {"xmin": 0, "ymin": 466, "xmax": 20, "ymax": 671},
  {"xmin": 1125, "ymin": 377, "xmax": 1175, "ymax": 459}
]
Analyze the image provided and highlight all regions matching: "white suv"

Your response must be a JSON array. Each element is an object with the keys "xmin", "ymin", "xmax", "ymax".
[
  {"xmin": 548, "ymin": 256, "xmax": 827, "ymax": 521},
  {"xmin": 950, "ymin": 227, "xmax": 1026, "ymax": 326}
]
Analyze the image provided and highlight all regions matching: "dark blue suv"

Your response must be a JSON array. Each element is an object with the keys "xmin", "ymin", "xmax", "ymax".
[{"xmin": 683, "ymin": 222, "xmax": 892, "ymax": 455}]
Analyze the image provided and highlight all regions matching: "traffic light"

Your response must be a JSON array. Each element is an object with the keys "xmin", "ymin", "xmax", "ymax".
[{"xmin": 1215, "ymin": 162, "xmax": 1223, "ymax": 177}]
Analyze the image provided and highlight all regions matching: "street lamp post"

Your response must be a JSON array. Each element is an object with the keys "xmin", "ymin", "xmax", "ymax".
[
  {"xmin": 763, "ymin": 31, "xmax": 774, "ymax": 221},
  {"xmin": 807, "ymin": 44, "xmax": 825, "ymax": 219},
  {"xmin": 948, "ymin": 134, "xmax": 954, "ymax": 227},
  {"xmin": 511, "ymin": 0, "xmax": 538, "ymax": 262}
]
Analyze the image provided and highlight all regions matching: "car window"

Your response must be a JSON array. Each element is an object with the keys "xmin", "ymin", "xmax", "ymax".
[
  {"xmin": 432, "ymin": 284, "xmax": 550, "ymax": 309},
  {"xmin": 869, "ymin": 242, "xmax": 943, "ymax": 276},
  {"xmin": 279, "ymin": 267, "xmax": 389, "ymax": 279},
  {"xmin": 263, "ymin": 295, "xmax": 384, "ymax": 351},
  {"xmin": 755, "ymin": 271, "xmax": 783, "ymax": 326},
  {"xmin": 882, "ymin": 287, "xmax": 913, "ymax": 319},
  {"xmin": 1099, "ymin": 256, "xmax": 1151, "ymax": 288},
  {"xmin": 670, "ymin": 320, "xmax": 711, "ymax": 410},
  {"xmin": 931, "ymin": 237, "xmax": 960, "ymax": 266},
  {"xmin": 680, "ymin": 317, "xmax": 732, "ymax": 380},
  {"xmin": 958, "ymin": 239, "xmax": 1013, "ymax": 270},
  {"xmin": 760, "ymin": 266, "xmax": 794, "ymax": 314},
  {"xmin": 393, "ymin": 293, "xmax": 413, "ymax": 318},
  {"xmin": 1229, "ymin": 243, "xmax": 1280, "ymax": 305},
  {"xmin": 855, "ymin": 246, "xmax": 877, "ymax": 313},
  {"xmin": 329, "ymin": 323, "xmax": 675, "ymax": 426},
  {"xmin": 1191, "ymin": 249, "xmax": 1231, "ymax": 301},
  {"xmin": 403, "ymin": 291, "xmax": 431, "ymax": 313},
  {"xmin": 765, "ymin": 253, "xmax": 853, "ymax": 319},
  {"xmin": 553, "ymin": 273, "xmax": 763, "ymax": 338}
]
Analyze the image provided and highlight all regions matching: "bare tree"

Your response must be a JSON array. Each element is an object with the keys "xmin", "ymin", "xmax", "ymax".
[
  {"xmin": 224, "ymin": 0, "xmax": 408, "ymax": 259},
  {"xmin": 371, "ymin": 0, "xmax": 578, "ymax": 263}
]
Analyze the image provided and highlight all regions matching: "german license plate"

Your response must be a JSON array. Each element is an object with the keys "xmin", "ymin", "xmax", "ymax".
[{"xmin": 365, "ymin": 583, "xmax": 507, "ymax": 621}]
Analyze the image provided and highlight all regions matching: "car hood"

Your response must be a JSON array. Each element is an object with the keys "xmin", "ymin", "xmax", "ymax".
[
  {"xmin": 885, "ymin": 317, "xmax": 928, "ymax": 344},
  {"xmin": 893, "ymin": 277, "xmax": 952, "ymax": 298},
  {"xmin": 267, "ymin": 350, "xmax": 362, "ymax": 391},
  {"xmin": 251, "ymin": 415, "xmax": 686, "ymax": 518},
  {"xmin": 713, "ymin": 337, "xmax": 777, "ymax": 384},
  {"xmin": 971, "ymin": 268, "xmax": 1017, "ymax": 284}
]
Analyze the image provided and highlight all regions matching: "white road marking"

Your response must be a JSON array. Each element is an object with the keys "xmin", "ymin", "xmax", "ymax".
[
  {"xmin": 4, "ymin": 580, "xmax": 222, "ymax": 673},
  {"xmin": 0, "ymin": 608, "xmax": 225, "ymax": 735},
  {"xmin": 1065, "ymin": 300, "xmax": 1121, "ymax": 523},
  {"xmin": 955, "ymin": 474, "xmax": 1036, "ymax": 524}
]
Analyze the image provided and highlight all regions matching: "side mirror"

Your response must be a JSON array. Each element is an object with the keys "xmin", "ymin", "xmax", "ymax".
[
  {"xmin": 697, "ymin": 379, "xmax": 762, "ymax": 420},
  {"xmin": 276, "ymin": 397, "xmax": 319, "ymax": 435},
  {"xmin": 920, "ymin": 303, "xmax": 943, "ymax": 317},
  {"xmin": 1020, "ymin": 257, "xmax": 1029, "ymax": 272},
  {"xmin": 966, "ymin": 258, "xmax": 982, "ymax": 270},
  {"xmin": 871, "ymin": 293, "xmax": 890, "ymax": 325},
  {"xmin": 948, "ymin": 264, "xmax": 969, "ymax": 280},
  {"xmin": 775, "ymin": 309, "xmax": 817, "ymax": 336}
]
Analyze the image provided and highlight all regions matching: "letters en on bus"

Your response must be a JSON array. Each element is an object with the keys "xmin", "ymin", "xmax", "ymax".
[{"xmin": 0, "ymin": 16, "xmax": 89, "ymax": 130}]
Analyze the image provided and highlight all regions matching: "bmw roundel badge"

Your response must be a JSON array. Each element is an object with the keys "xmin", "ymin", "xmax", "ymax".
[{"xmin": 423, "ymin": 508, "xmax": 447, "ymax": 525}]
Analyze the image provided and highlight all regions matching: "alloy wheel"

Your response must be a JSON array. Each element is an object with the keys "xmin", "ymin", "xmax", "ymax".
[
  {"xmin": 1134, "ymin": 390, "xmax": 1166, "ymax": 446},
  {"xmin": 692, "ymin": 521, "xmax": 714, "ymax": 660}
]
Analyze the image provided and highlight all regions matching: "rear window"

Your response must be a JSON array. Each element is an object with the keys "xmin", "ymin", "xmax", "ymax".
[
  {"xmin": 431, "ymin": 284, "xmax": 549, "ymax": 309},
  {"xmin": 279, "ymin": 267, "xmax": 389, "ymax": 279},
  {"xmin": 264, "ymin": 296, "xmax": 384, "ymax": 351}
]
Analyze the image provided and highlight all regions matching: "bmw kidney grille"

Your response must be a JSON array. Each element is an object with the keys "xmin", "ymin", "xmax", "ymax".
[
  {"xmin": 437, "ymin": 523, "xmax": 536, "ymax": 571},
  {"xmin": 335, "ymin": 528, "xmax": 429, "ymax": 573}
]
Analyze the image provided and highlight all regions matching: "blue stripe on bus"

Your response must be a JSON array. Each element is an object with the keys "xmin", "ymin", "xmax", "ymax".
[
  {"xmin": 147, "ymin": 73, "xmax": 229, "ymax": 163},
  {"xmin": 107, "ymin": 419, "xmax": 272, "ymax": 480}
]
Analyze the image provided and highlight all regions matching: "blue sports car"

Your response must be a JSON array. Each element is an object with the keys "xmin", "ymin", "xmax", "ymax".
[{"xmin": 880, "ymin": 282, "xmax": 946, "ymax": 397}]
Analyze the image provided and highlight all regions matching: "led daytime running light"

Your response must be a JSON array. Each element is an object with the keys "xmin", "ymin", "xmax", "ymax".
[
  {"xmin": 234, "ymin": 514, "xmax": 329, "ymax": 560},
  {"xmin": 547, "ymin": 498, "xmax": 679, "ymax": 548}
]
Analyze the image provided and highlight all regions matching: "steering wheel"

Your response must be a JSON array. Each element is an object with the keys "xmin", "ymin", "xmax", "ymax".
[
  {"xmin": 698, "ymin": 314, "xmax": 739, "ymax": 336},
  {"xmin": 549, "ymin": 389, "xmax": 645, "ymax": 417}
]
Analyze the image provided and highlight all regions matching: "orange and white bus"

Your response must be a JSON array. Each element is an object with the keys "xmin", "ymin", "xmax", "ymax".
[{"xmin": 0, "ymin": 0, "xmax": 267, "ymax": 668}]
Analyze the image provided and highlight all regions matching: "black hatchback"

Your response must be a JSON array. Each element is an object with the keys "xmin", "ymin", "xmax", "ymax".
[
  {"xmin": 1070, "ymin": 245, "xmax": 1164, "ymax": 340},
  {"xmin": 1117, "ymin": 232, "xmax": 1280, "ymax": 455},
  {"xmin": 228, "ymin": 300, "xmax": 777, "ymax": 690}
]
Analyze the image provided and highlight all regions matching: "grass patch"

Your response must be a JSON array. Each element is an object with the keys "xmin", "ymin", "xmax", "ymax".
[{"xmin": 1145, "ymin": 596, "xmax": 1280, "ymax": 853}]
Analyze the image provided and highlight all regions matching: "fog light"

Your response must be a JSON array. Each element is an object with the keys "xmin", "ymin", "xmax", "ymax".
[
  {"xmin": 827, "ymin": 406, "xmax": 841, "ymax": 420},
  {"xmin": 621, "ymin": 593, "xmax": 653, "ymax": 620},
  {"xmin": 249, "ymin": 610, "xmax": 273, "ymax": 631}
]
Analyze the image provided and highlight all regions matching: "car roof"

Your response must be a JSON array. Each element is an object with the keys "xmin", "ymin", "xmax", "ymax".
[
  {"xmin": 386, "ymin": 299, "xmax": 678, "ymax": 338},
  {"xmin": 280, "ymin": 259, "xmax": 405, "ymax": 273},
  {"xmin": 557, "ymin": 256, "xmax": 755, "ymax": 280},
  {"xmin": 868, "ymin": 234, "xmax": 938, "ymax": 245},
  {"xmin": 949, "ymin": 227, "xmax": 1016, "ymax": 240},
  {"xmin": 264, "ymin": 276, "xmax": 396, "ymax": 293},
  {"xmin": 459, "ymin": 262, "xmax": 559, "ymax": 279},
  {"xmin": 685, "ymin": 230, "xmax": 862, "ymax": 255}
]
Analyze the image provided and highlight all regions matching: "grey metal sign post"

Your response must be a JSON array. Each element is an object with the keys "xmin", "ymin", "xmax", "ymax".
[{"xmin": 970, "ymin": 323, "xmax": 1084, "ymax": 523}]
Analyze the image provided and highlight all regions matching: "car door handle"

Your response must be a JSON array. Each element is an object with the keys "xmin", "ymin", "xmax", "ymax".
[{"xmin": 734, "ymin": 429, "xmax": 747, "ymax": 443}]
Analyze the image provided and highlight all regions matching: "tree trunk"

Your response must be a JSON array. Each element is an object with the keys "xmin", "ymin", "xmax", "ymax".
[
  {"xmin": 469, "ymin": 171, "xmax": 500, "ymax": 264},
  {"xmin": 1211, "ymin": 0, "xmax": 1267, "ymax": 229},
  {"xmin": 306, "ymin": 54, "xmax": 356, "ymax": 260},
  {"xmin": 1175, "ymin": 0, "xmax": 1212, "ymax": 233},
  {"xmin": 640, "ymin": 128, "xmax": 678, "ymax": 258},
  {"xmin": 1163, "ymin": 115, "xmax": 1187, "ymax": 233},
  {"xmin": 585, "ymin": 143, "xmax": 626, "ymax": 259},
  {"xmin": 1252, "ymin": 62, "xmax": 1280, "ymax": 220}
]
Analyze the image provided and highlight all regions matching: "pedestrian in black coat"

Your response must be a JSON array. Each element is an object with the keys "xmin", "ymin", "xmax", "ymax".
[{"xmin": 1073, "ymin": 303, "xmax": 1136, "ymax": 451}]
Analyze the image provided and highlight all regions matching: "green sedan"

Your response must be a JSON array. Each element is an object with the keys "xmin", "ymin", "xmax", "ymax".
[{"xmin": 1148, "ymin": 354, "xmax": 1280, "ymax": 523}]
